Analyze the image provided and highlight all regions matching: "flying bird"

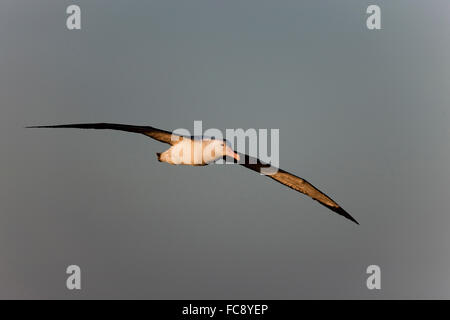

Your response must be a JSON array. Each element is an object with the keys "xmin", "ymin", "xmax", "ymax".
[{"xmin": 27, "ymin": 123, "xmax": 358, "ymax": 224}]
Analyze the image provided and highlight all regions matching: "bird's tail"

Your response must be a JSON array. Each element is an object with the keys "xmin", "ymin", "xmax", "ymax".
[{"xmin": 156, "ymin": 153, "xmax": 162, "ymax": 162}]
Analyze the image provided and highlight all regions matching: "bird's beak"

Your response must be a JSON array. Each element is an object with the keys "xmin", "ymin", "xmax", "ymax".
[{"xmin": 226, "ymin": 149, "xmax": 240, "ymax": 161}]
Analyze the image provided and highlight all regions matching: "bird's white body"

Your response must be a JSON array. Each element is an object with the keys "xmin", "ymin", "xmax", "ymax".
[{"xmin": 158, "ymin": 138, "xmax": 234, "ymax": 166}]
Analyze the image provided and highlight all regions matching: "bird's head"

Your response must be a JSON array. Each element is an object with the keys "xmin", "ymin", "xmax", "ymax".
[{"xmin": 209, "ymin": 139, "xmax": 240, "ymax": 162}]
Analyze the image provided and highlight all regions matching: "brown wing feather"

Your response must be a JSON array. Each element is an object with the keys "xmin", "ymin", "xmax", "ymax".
[
  {"xmin": 238, "ymin": 154, "xmax": 358, "ymax": 224},
  {"xmin": 27, "ymin": 123, "xmax": 183, "ymax": 145}
]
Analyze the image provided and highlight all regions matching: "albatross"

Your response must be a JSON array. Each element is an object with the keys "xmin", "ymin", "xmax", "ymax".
[{"xmin": 27, "ymin": 123, "xmax": 358, "ymax": 224}]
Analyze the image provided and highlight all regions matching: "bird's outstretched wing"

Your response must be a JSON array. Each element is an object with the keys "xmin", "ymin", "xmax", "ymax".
[
  {"xmin": 27, "ymin": 123, "xmax": 183, "ymax": 145},
  {"xmin": 237, "ymin": 154, "xmax": 359, "ymax": 224}
]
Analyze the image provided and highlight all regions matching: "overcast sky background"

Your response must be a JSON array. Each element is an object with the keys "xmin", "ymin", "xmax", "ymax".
[{"xmin": 1, "ymin": 0, "xmax": 450, "ymax": 299}]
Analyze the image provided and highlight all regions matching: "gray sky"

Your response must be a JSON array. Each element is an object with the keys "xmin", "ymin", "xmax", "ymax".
[{"xmin": 1, "ymin": 0, "xmax": 450, "ymax": 299}]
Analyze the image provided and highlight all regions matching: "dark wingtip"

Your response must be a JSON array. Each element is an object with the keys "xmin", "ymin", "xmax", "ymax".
[
  {"xmin": 26, "ymin": 125, "xmax": 50, "ymax": 128},
  {"xmin": 320, "ymin": 203, "xmax": 359, "ymax": 225},
  {"xmin": 334, "ymin": 206, "xmax": 359, "ymax": 225}
]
